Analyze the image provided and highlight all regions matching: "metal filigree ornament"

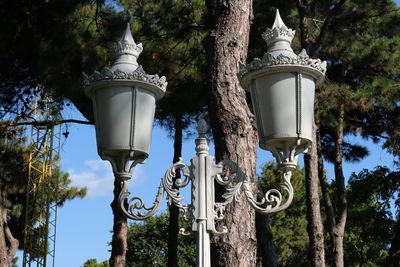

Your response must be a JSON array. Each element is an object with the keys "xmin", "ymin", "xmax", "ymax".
[{"xmin": 117, "ymin": 118, "xmax": 297, "ymax": 230}]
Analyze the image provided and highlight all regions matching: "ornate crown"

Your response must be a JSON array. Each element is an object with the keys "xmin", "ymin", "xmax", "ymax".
[
  {"xmin": 112, "ymin": 23, "xmax": 143, "ymax": 58},
  {"xmin": 262, "ymin": 10, "xmax": 295, "ymax": 46}
]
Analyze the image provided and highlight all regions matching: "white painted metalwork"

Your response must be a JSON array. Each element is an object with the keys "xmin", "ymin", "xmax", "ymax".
[
  {"xmin": 110, "ymin": 118, "xmax": 296, "ymax": 267},
  {"xmin": 83, "ymin": 10, "xmax": 327, "ymax": 266}
]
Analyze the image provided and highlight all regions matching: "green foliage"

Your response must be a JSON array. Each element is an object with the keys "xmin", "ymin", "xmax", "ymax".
[
  {"xmin": 314, "ymin": 0, "xmax": 400, "ymax": 160},
  {"xmin": 0, "ymin": 1, "xmax": 123, "ymax": 120},
  {"xmin": 349, "ymin": 166, "xmax": 400, "ymax": 214},
  {"xmin": 341, "ymin": 166, "xmax": 398, "ymax": 266},
  {"xmin": 261, "ymin": 162, "xmax": 397, "ymax": 266},
  {"xmin": 83, "ymin": 258, "xmax": 110, "ymax": 267},
  {"xmin": 0, "ymin": 127, "xmax": 28, "ymax": 217},
  {"xmin": 126, "ymin": 213, "xmax": 196, "ymax": 267},
  {"xmin": 259, "ymin": 162, "xmax": 309, "ymax": 267},
  {"xmin": 0, "ymin": 126, "xmax": 87, "ymax": 254}
]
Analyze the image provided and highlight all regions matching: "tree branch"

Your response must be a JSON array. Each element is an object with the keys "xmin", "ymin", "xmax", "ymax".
[
  {"xmin": 310, "ymin": 0, "xmax": 348, "ymax": 57},
  {"xmin": 0, "ymin": 119, "xmax": 93, "ymax": 128},
  {"xmin": 295, "ymin": 0, "xmax": 311, "ymax": 51}
]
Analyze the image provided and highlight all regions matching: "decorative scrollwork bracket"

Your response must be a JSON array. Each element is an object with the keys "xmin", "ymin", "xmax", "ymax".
[
  {"xmin": 105, "ymin": 118, "xmax": 303, "ymax": 267},
  {"xmin": 108, "ymin": 119, "xmax": 300, "ymax": 238}
]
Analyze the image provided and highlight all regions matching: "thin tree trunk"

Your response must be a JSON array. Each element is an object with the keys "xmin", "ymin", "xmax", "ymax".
[
  {"xmin": 255, "ymin": 212, "xmax": 277, "ymax": 267},
  {"xmin": 0, "ymin": 207, "xmax": 9, "ymax": 267},
  {"xmin": 317, "ymin": 101, "xmax": 347, "ymax": 267},
  {"xmin": 206, "ymin": 0, "xmax": 259, "ymax": 266},
  {"xmin": 304, "ymin": 121, "xmax": 325, "ymax": 267},
  {"xmin": 168, "ymin": 113, "xmax": 183, "ymax": 267},
  {"xmin": 316, "ymin": 112, "xmax": 337, "ymax": 259},
  {"xmin": 109, "ymin": 180, "xmax": 127, "ymax": 267},
  {"xmin": 296, "ymin": 2, "xmax": 349, "ymax": 266},
  {"xmin": 296, "ymin": 5, "xmax": 327, "ymax": 263},
  {"xmin": 387, "ymin": 216, "xmax": 400, "ymax": 267},
  {"xmin": 332, "ymin": 102, "xmax": 347, "ymax": 267},
  {"xmin": 0, "ymin": 207, "xmax": 18, "ymax": 267}
]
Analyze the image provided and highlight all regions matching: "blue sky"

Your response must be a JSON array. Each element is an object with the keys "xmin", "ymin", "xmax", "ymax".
[{"xmin": 16, "ymin": 1, "xmax": 400, "ymax": 266}]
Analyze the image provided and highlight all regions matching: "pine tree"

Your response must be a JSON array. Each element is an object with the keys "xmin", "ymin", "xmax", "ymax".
[{"xmin": 0, "ymin": 126, "xmax": 87, "ymax": 265}]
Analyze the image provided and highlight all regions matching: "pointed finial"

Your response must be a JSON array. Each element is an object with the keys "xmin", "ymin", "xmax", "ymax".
[
  {"xmin": 272, "ymin": 9, "xmax": 286, "ymax": 29},
  {"xmin": 262, "ymin": 9, "xmax": 295, "ymax": 48},
  {"xmin": 120, "ymin": 23, "xmax": 135, "ymax": 45},
  {"xmin": 113, "ymin": 23, "xmax": 143, "ymax": 58},
  {"xmin": 111, "ymin": 23, "xmax": 144, "ymax": 72}
]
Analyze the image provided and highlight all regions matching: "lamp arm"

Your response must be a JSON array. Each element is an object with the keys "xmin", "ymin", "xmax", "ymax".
[
  {"xmin": 117, "ymin": 158, "xmax": 191, "ymax": 220},
  {"xmin": 213, "ymin": 158, "xmax": 295, "ymax": 215},
  {"xmin": 118, "ymin": 178, "xmax": 164, "ymax": 220},
  {"xmin": 162, "ymin": 159, "xmax": 191, "ymax": 220},
  {"xmin": 213, "ymin": 159, "xmax": 243, "ymax": 220},
  {"xmin": 242, "ymin": 170, "xmax": 294, "ymax": 213}
]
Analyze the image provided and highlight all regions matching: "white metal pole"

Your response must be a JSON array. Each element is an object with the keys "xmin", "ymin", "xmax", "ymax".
[{"xmin": 195, "ymin": 121, "xmax": 211, "ymax": 267}]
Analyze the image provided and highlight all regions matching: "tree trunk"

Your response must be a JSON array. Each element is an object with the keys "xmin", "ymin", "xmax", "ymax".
[
  {"xmin": 109, "ymin": 180, "xmax": 128, "ymax": 267},
  {"xmin": 168, "ymin": 113, "xmax": 183, "ymax": 267},
  {"xmin": 332, "ymin": 102, "xmax": 347, "ymax": 267},
  {"xmin": 296, "ymin": 2, "xmax": 349, "ymax": 266},
  {"xmin": 0, "ymin": 207, "xmax": 8, "ymax": 267},
  {"xmin": 316, "ymin": 112, "xmax": 337, "ymax": 261},
  {"xmin": 317, "ymin": 101, "xmax": 347, "ymax": 267},
  {"xmin": 0, "ymin": 207, "xmax": 18, "ymax": 267},
  {"xmin": 304, "ymin": 121, "xmax": 325, "ymax": 267},
  {"xmin": 387, "ymin": 216, "xmax": 400, "ymax": 267},
  {"xmin": 255, "ymin": 212, "xmax": 277, "ymax": 267},
  {"xmin": 205, "ymin": 0, "xmax": 259, "ymax": 266}
]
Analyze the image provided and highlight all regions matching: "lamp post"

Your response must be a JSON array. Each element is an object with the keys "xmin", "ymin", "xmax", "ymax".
[{"xmin": 84, "ymin": 10, "xmax": 326, "ymax": 267}]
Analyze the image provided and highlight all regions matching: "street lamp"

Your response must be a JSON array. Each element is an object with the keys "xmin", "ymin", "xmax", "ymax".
[
  {"xmin": 239, "ymin": 9, "xmax": 326, "ymax": 212},
  {"xmin": 84, "ymin": 10, "xmax": 326, "ymax": 267}
]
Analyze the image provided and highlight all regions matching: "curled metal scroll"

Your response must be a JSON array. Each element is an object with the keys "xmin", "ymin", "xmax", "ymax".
[
  {"xmin": 213, "ymin": 160, "xmax": 243, "ymax": 221},
  {"xmin": 243, "ymin": 170, "xmax": 294, "ymax": 213},
  {"xmin": 117, "ymin": 158, "xmax": 191, "ymax": 220},
  {"xmin": 118, "ymin": 179, "xmax": 164, "ymax": 220},
  {"xmin": 213, "ymin": 157, "xmax": 295, "ymax": 215}
]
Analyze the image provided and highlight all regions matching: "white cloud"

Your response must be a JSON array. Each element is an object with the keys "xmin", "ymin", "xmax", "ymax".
[
  {"xmin": 68, "ymin": 159, "xmax": 146, "ymax": 197},
  {"xmin": 85, "ymin": 159, "xmax": 111, "ymax": 171}
]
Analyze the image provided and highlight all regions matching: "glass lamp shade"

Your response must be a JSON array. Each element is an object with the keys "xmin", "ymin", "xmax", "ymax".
[
  {"xmin": 249, "ymin": 70, "xmax": 316, "ymax": 152},
  {"xmin": 83, "ymin": 24, "xmax": 167, "ymax": 162},
  {"xmin": 86, "ymin": 81, "xmax": 164, "ymax": 161}
]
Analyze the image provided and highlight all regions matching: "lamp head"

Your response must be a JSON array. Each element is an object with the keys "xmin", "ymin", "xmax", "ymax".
[
  {"xmin": 83, "ymin": 23, "xmax": 167, "ymax": 163},
  {"xmin": 239, "ymin": 9, "xmax": 326, "ymax": 156}
]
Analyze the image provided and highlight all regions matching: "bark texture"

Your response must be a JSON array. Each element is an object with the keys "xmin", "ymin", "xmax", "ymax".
[
  {"xmin": 167, "ymin": 114, "xmax": 183, "ymax": 267},
  {"xmin": 0, "ymin": 208, "xmax": 7, "ymax": 267},
  {"xmin": 255, "ymin": 212, "xmax": 277, "ymax": 267},
  {"xmin": 206, "ymin": 0, "xmax": 259, "ymax": 266},
  {"xmin": 109, "ymin": 180, "xmax": 128, "ymax": 267},
  {"xmin": 315, "ymin": 113, "xmax": 337, "ymax": 264},
  {"xmin": 0, "ymin": 207, "xmax": 18, "ymax": 267},
  {"xmin": 304, "ymin": 122, "xmax": 325, "ymax": 267}
]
